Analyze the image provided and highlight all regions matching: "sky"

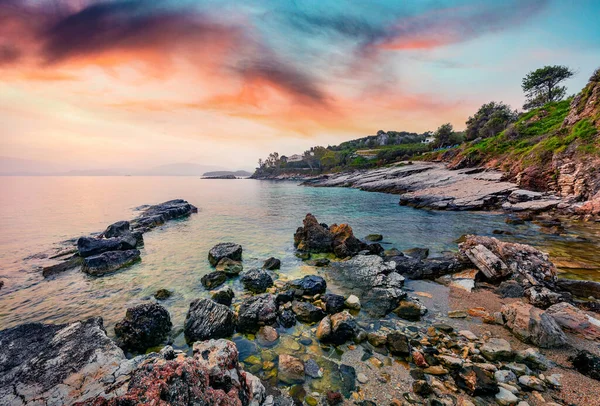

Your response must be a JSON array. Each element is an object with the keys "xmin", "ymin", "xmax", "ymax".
[{"xmin": 1, "ymin": 0, "xmax": 599, "ymax": 172}]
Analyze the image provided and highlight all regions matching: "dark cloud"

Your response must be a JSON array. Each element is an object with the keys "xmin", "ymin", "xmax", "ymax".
[{"xmin": 0, "ymin": 44, "xmax": 21, "ymax": 65}]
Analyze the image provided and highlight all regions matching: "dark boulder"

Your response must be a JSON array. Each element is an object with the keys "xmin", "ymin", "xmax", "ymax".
[
  {"xmin": 82, "ymin": 249, "xmax": 140, "ymax": 276},
  {"xmin": 0, "ymin": 280, "xmax": 3, "ymax": 290},
  {"xmin": 278, "ymin": 309, "xmax": 297, "ymax": 328},
  {"xmin": 366, "ymin": 243, "xmax": 384, "ymax": 255},
  {"xmin": 42, "ymin": 256, "xmax": 83, "ymax": 278},
  {"xmin": 294, "ymin": 214, "xmax": 334, "ymax": 253},
  {"xmin": 77, "ymin": 235, "xmax": 138, "ymax": 258},
  {"xmin": 404, "ymin": 247, "xmax": 430, "ymax": 260},
  {"xmin": 237, "ymin": 294, "xmax": 278, "ymax": 333},
  {"xmin": 114, "ymin": 303, "xmax": 172, "ymax": 352},
  {"xmin": 571, "ymin": 350, "xmax": 600, "ymax": 381},
  {"xmin": 208, "ymin": 242, "xmax": 243, "ymax": 267},
  {"xmin": 316, "ymin": 311, "xmax": 358, "ymax": 344},
  {"xmin": 240, "ymin": 268, "xmax": 274, "ymax": 293},
  {"xmin": 393, "ymin": 299, "xmax": 425, "ymax": 321},
  {"xmin": 322, "ymin": 293, "xmax": 346, "ymax": 314},
  {"xmin": 557, "ymin": 278, "xmax": 600, "ymax": 300},
  {"xmin": 365, "ymin": 234, "xmax": 383, "ymax": 242},
  {"xmin": 184, "ymin": 298, "xmax": 235, "ymax": 342},
  {"xmin": 103, "ymin": 220, "xmax": 130, "ymax": 238},
  {"xmin": 292, "ymin": 301, "xmax": 326, "ymax": 323},
  {"xmin": 307, "ymin": 258, "xmax": 331, "ymax": 267},
  {"xmin": 211, "ymin": 286, "xmax": 234, "ymax": 306},
  {"xmin": 290, "ymin": 275, "xmax": 327, "ymax": 296},
  {"xmin": 201, "ymin": 271, "xmax": 227, "ymax": 289},
  {"xmin": 263, "ymin": 257, "xmax": 281, "ymax": 270},
  {"xmin": 495, "ymin": 280, "xmax": 525, "ymax": 298},
  {"xmin": 454, "ymin": 366, "xmax": 499, "ymax": 396},
  {"xmin": 154, "ymin": 288, "xmax": 173, "ymax": 300},
  {"xmin": 362, "ymin": 286, "xmax": 406, "ymax": 317},
  {"xmin": 276, "ymin": 290, "xmax": 295, "ymax": 306},
  {"xmin": 330, "ymin": 223, "xmax": 364, "ymax": 258},
  {"xmin": 133, "ymin": 199, "xmax": 198, "ymax": 231},
  {"xmin": 386, "ymin": 332, "xmax": 410, "ymax": 356}
]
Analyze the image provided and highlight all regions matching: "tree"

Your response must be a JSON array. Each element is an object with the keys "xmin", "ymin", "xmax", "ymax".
[
  {"xmin": 433, "ymin": 123, "xmax": 454, "ymax": 147},
  {"xmin": 320, "ymin": 151, "xmax": 337, "ymax": 169},
  {"xmin": 465, "ymin": 102, "xmax": 518, "ymax": 141},
  {"xmin": 522, "ymin": 65, "xmax": 574, "ymax": 110}
]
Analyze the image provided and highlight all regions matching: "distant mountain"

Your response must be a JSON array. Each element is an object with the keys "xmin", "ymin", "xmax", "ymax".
[
  {"xmin": 138, "ymin": 163, "xmax": 226, "ymax": 176},
  {"xmin": 203, "ymin": 170, "xmax": 253, "ymax": 178}
]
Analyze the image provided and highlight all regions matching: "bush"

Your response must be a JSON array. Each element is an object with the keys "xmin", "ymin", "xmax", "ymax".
[{"xmin": 465, "ymin": 102, "xmax": 518, "ymax": 141}]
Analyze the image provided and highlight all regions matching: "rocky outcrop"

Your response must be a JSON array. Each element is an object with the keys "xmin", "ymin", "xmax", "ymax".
[
  {"xmin": 184, "ymin": 298, "xmax": 235, "ymax": 342},
  {"xmin": 77, "ymin": 235, "xmax": 139, "ymax": 257},
  {"xmin": 114, "ymin": 303, "xmax": 172, "ymax": 352},
  {"xmin": 240, "ymin": 269, "xmax": 274, "ymax": 293},
  {"xmin": 132, "ymin": 199, "xmax": 198, "ymax": 231},
  {"xmin": 557, "ymin": 278, "xmax": 600, "ymax": 299},
  {"xmin": 289, "ymin": 275, "xmax": 327, "ymax": 296},
  {"xmin": 208, "ymin": 243, "xmax": 243, "ymax": 267},
  {"xmin": 237, "ymin": 294, "xmax": 278, "ymax": 333},
  {"xmin": 501, "ymin": 302, "xmax": 567, "ymax": 348},
  {"xmin": 81, "ymin": 249, "xmax": 141, "ymax": 276},
  {"xmin": 546, "ymin": 302, "xmax": 600, "ymax": 340},
  {"xmin": 293, "ymin": 214, "xmax": 367, "ymax": 258}
]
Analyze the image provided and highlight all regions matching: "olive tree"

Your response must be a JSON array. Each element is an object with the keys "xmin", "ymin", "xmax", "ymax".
[
  {"xmin": 465, "ymin": 102, "xmax": 518, "ymax": 141},
  {"xmin": 522, "ymin": 65, "xmax": 574, "ymax": 110}
]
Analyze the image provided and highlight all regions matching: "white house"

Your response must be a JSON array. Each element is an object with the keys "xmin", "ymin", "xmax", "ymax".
[{"xmin": 287, "ymin": 154, "xmax": 304, "ymax": 162}]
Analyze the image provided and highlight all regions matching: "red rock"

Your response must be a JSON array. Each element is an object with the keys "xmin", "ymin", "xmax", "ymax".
[{"xmin": 412, "ymin": 350, "xmax": 429, "ymax": 368}]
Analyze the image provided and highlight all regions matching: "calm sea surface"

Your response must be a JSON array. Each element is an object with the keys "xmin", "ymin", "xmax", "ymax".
[{"xmin": 1, "ymin": 176, "xmax": 599, "ymax": 341}]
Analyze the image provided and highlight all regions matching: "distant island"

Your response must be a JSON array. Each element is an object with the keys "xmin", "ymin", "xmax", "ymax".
[{"xmin": 202, "ymin": 170, "xmax": 252, "ymax": 179}]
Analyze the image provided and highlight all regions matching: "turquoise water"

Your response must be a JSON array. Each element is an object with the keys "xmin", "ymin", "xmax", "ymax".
[{"xmin": 0, "ymin": 176, "xmax": 598, "ymax": 336}]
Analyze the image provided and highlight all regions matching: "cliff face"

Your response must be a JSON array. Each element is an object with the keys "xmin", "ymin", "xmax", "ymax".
[{"xmin": 445, "ymin": 69, "xmax": 600, "ymax": 214}]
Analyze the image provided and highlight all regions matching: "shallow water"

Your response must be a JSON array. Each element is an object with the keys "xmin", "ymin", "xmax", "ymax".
[{"xmin": 0, "ymin": 176, "xmax": 599, "ymax": 396}]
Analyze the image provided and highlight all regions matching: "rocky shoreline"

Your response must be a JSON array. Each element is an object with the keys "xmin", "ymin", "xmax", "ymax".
[{"xmin": 2, "ymin": 210, "xmax": 599, "ymax": 406}]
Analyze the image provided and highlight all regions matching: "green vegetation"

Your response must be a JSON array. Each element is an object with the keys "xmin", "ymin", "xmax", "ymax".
[
  {"xmin": 465, "ymin": 102, "xmax": 518, "ymax": 141},
  {"xmin": 522, "ymin": 65, "xmax": 574, "ymax": 110}
]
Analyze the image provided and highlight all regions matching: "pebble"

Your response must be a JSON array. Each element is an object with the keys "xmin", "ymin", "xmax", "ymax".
[
  {"xmin": 344, "ymin": 295, "xmax": 361, "ymax": 310},
  {"xmin": 458, "ymin": 330, "xmax": 478, "ymax": 340},
  {"xmin": 518, "ymin": 375, "xmax": 546, "ymax": 391},
  {"xmin": 448, "ymin": 310, "xmax": 468, "ymax": 318},
  {"xmin": 357, "ymin": 373, "xmax": 369, "ymax": 384}
]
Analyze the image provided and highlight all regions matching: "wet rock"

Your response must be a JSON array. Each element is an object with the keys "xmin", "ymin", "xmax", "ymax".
[
  {"xmin": 308, "ymin": 258, "xmax": 331, "ymax": 267},
  {"xmin": 501, "ymin": 302, "xmax": 567, "ymax": 348},
  {"xmin": 546, "ymin": 302, "xmax": 600, "ymax": 340},
  {"xmin": 316, "ymin": 311, "xmax": 358, "ymax": 344},
  {"xmin": 154, "ymin": 288, "xmax": 173, "ymax": 300},
  {"xmin": 344, "ymin": 294, "xmax": 361, "ymax": 310},
  {"xmin": 184, "ymin": 298, "xmax": 235, "ymax": 341},
  {"xmin": 386, "ymin": 331, "xmax": 410, "ymax": 356},
  {"xmin": 263, "ymin": 257, "xmax": 281, "ymax": 270},
  {"xmin": 496, "ymin": 280, "xmax": 525, "ymax": 298},
  {"xmin": 363, "ymin": 286, "xmax": 406, "ymax": 317},
  {"xmin": 77, "ymin": 235, "xmax": 139, "ymax": 258},
  {"xmin": 279, "ymin": 354, "xmax": 305, "ymax": 384},
  {"xmin": 339, "ymin": 364, "xmax": 357, "ymax": 397},
  {"xmin": 557, "ymin": 278, "xmax": 600, "ymax": 299},
  {"xmin": 398, "ymin": 255, "xmax": 467, "ymax": 280},
  {"xmin": 208, "ymin": 242, "xmax": 243, "ymax": 267},
  {"xmin": 518, "ymin": 375, "xmax": 545, "ymax": 391},
  {"xmin": 275, "ymin": 290, "xmax": 295, "ymax": 305},
  {"xmin": 241, "ymin": 268, "xmax": 274, "ymax": 293},
  {"xmin": 102, "ymin": 220, "xmax": 131, "ymax": 238},
  {"xmin": 82, "ymin": 249, "xmax": 141, "ymax": 276},
  {"xmin": 366, "ymin": 243, "xmax": 384, "ymax": 255},
  {"xmin": 404, "ymin": 247, "xmax": 429, "ymax": 260},
  {"xmin": 216, "ymin": 257, "xmax": 243, "ymax": 275},
  {"xmin": 393, "ymin": 299, "xmax": 426, "ymax": 321},
  {"xmin": 133, "ymin": 199, "xmax": 198, "ymax": 231},
  {"xmin": 454, "ymin": 365, "xmax": 499, "ymax": 396},
  {"xmin": 330, "ymin": 223, "xmax": 364, "ymax": 258},
  {"xmin": 201, "ymin": 271, "xmax": 227, "ymax": 289},
  {"xmin": 42, "ymin": 256, "xmax": 84, "ymax": 278},
  {"xmin": 305, "ymin": 359, "xmax": 323, "ymax": 378},
  {"xmin": 571, "ymin": 350, "xmax": 600, "ymax": 380},
  {"xmin": 211, "ymin": 286, "xmax": 234, "ymax": 306},
  {"xmin": 278, "ymin": 309, "xmax": 297, "ymax": 328},
  {"xmin": 290, "ymin": 275, "xmax": 327, "ymax": 296},
  {"xmin": 480, "ymin": 338, "xmax": 513, "ymax": 362},
  {"xmin": 322, "ymin": 293, "xmax": 346, "ymax": 314},
  {"xmin": 257, "ymin": 326, "xmax": 279, "ymax": 346},
  {"xmin": 237, "ymin": 294, "xmax": 278, "ymax": 333},
  {"xmin": 294, "ymin": 214, "xmax": 334, "ymax": 253},
  {"xmin": 524, "ymin": 286, "xmax": 562, "ymax": 309},
  {"xmin": 365, "ymin": 234, "xmax": 383, "ymax": 242},
  {"xmin": 114, "ymin": 303, "xmax": 172, "ymax": 352},
  {"xmin": 292, "ymin": 301, "xmax": 326, "ymax": 323}
]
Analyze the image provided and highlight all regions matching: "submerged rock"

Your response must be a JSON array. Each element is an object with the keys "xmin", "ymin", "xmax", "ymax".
[
  {"xmin": 501, "ymin": 301, "xmax": 567, "ymax": 348},
  {"xmin": 133, "ymin": 199, "xmax": 198, "ymax": 231},
  {"xmin": 81, "ymin": 249, "xmax": 141, "ymax": 276},
  {"xmin": 316, "ymin": 311, "xmax": 358, "ymax": 344},
  {"xmin": 237, "ymin": 294, "xmax": 278, "ymax": 333},
  {"xmin": 279, "ymin": 354, "xmax": 305, "ymax": 384},
  {"xmin": 154, "ymin": 288, "xmax": 173, "ymax": 300},
  {"xmin": 114, "ymin": 303, "xmax": 172, "ymax": 352},
  {"xmin": 216, "ymin": 257, "xmax": 243, "ymax": 275},
  {"xmin": 263, "ymin": 257, "xmax": 281, "ymax": 270},
  {"xmin": 365, "ymin": 234, "xmax": 383, "ymax": 242},
  {"xmin": 241, "ymin": 268, "xmax": 274, "ymax": 293},
  {"xmin": 404, "ymin": 247, "xmax": 429, "ymax": 260},
  {"xmin": 292, "ymin": 301, "xmax": 326, "ymax": 323},
  {"xmin": 77, "ymin": 235, "xmax": 139, "ymax": 258},
  {"xmin": 211, "ymin": 286, "xmax": 235, "ymax": 306},
  {"xmin": 208, "ymin": 242, "xmax": 243, "ymax": 267},
  {"xmin": 201, "ymin": 271, "xmax": 227, "ymax": 289},
  {"xmin": 184, "ymin": 298, "xmax": 235, "ymax": 342}
]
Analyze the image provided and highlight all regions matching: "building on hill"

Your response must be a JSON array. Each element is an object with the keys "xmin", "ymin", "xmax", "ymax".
[{"xmin": 287, "ymin": 154, "xmax": 304, "ymax": 162}]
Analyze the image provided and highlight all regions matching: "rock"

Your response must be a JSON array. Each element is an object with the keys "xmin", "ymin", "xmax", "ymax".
[
  {"xmin": 208, "ymin": 242, "xmax": 243, "ymax": 267},
  {"xmin": 495, "ymin": 386, "xmax": 519, "ymax": 405},
  {"xmin": 501, "ymin": 301, "xmax": 567, "ymax": 348},
  {"xmin": 545, "ymin": 374, "xmax": 562, "ymax": 388},
  {"xmin": 211, "ymin": 286, "xmax": 234, "ymax": 306},
  {"xmin": 413, "ymin": 380, "xmax": 432, "ymax": 396},
  {"xmin": 294, "ymin": 214, "xmax": 334, "ymax": 253},
  {"xmin": 518, "ymin": 375, "xmax": 545, "ymax": 391},
  {"xmin": 237, "ymin": 294, "xmax": 278, "ymax": 333},
  {"xmin": 404, "ymin": 247, "xmax": 429, "ymax": 260},
  {"xmin": 305, "ymin": 359, "xmax": 323, "ymax": 378},
  {"xmin": 386, "ymin": 331, "xmax": 410, "ymax": 356},
  {"xmin": 480, "ymin": 338, "xmax": 513, "ymax": 362},
  {"xmin": 393, "ymin": 299, "xmax": 425, "ymax": 321},
  {"xmin": 325, "ymin": 391, "xmax": 344, "ymax": 405},
  {"xmin": 345, "ymin": 294, "xmax": 361, "ymax": 310},
  {"xmin": 276, "ymin": 290, "xmax": 295, "ymax": 305},
  {"xmin": 367, "ymin": 332, "xmax": 388, "ymax": 347},
  {"xmin": 524, "ymin": 286, "xmax": 562, "ymax": 309},
  {"xmin": 184, "ymin": 298, "xmax": 235, "ymax": 341},
  {"xmin": 290, "ymin": 275, "xmax": 327, "ymax": 296},
  {"xmin": 257, "ymin": 326, "xmax": 279, "ymax": 346},
  {"xmin": 278, "ymin": 309, "xmax": 297, "ymax": 328},
  {"xmin": 424, "ymin": 365, "xmax": 449, "ymax": 375},
  {"xmin": 509, "ymin": 189, "xmax": 543, "ymax": 203},
  {"xmin": 316, "ymin": 311, "xmax": 358, "ymax": 344},
  {"xmin": 292, "ymin": 301, "xmax": 326, "ymax": 323},
  {"xmin": 515, "ymin": 348, "xmax": 551, "ymax": 371},
  {"xmin": 365, "ymin": 234, "xmax": 383, "ymax": 242},
  {"xmin": 363, "ymin": 286, "xmax": 406, "ymax": 317},
  {"xmin": 496, "ymin": 280, "xmax": 525, "ymax": 298},
  {"xmin": 0, "ymin": 280, "xmax": 3, "ymax": 290},
  {"xmin": 438, "ymin": 355, "xmax": 463, "ymax": 369},
  {"xmin": 546, "ymin": 302, "xmax": 600, "ymax": 340},
  {"xmin": 154, "ymin": 288, "xmax": 173, "ymax": 300},
  {"xmin": 357, "ymin": 373, "xmax": 369, "ymax": 384},
  {"xmin": 42, "ymin": 256, "xmax": 84, "ymax": 278},
  {"xmin": 76, "ymin": 235, "xmax": 139, "ymax": 258},
  {"xmin": 338, "ymin": 364, "xmax": 357, "ymax": 397},
  {"xmin": 412, "ymin": 350, "xmax": 429, "ymax": 367},
  {"xmin": 133, "ymin": 199, "xmax": 197, "ymax": 231},
  {"xmin": 495, "ymin": 370, "xmax": 517, "ymax": 384},
  {"xmin": 459, "ymin": 330, "xmax": 478, "ymax": 340},
  {"xmin": 263, "ymin": 257, "xmax": 281, "ymax": 270},
  {"xmin": 114, "ymin": 303, "xmax": 172, "ymax": 352},
  {"xmin": 0, "ymin": 317, "xmax": 130, "ymax": 405},
  {"xmin": 241, "ymin": 268, "xmax": 274, "ymax": 293},
  {"xmin": 459, "ymin": 235, "xmax": 557, "ymax": 287},
  {"xmin": 216, "ymin": 257, "xmax": 243, "ymax": 275},
  {"xmin": 201, "ymin": 271, "xmax": 227, "ymax": 289},
  {"xmin": 571, "ymin": 350, "xmax": 600, "ymax": 380},
  {"xmin": 330, "ymin": 223, "xmax": 364, "ymax": 258},
  {"xmin": 454, "ymin": 366, "xmax": 499, "ymax": 396},
  {"xmin": 557, "ymin": 278, "xmax": 600, "ymax": 299},
  {"xmin": 81, "ymin": 249, "xmax": 141, "ymax": 276},
  {"xmin": 448, "ymin": 310, "xmax": 468, "ymax": 318},
  {"xmin": 279, "ymin": 354, "xmax": 305, "ymax": 384},
  {"xmin": 322, "ymin": 293, "xmax": 346, "ymax": 314},
  {"xmin": 102, "ymin": 220, "xmax": 131, "ymax": 238},
  {"xmin": 308, "ymin": 258, "xmax": 331, "ymax": 267}
]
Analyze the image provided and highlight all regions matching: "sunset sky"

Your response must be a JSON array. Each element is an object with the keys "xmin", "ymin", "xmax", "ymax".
[{"xmin": 1, "ymin": 0, "xmax": 599, "ymax": 173}]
